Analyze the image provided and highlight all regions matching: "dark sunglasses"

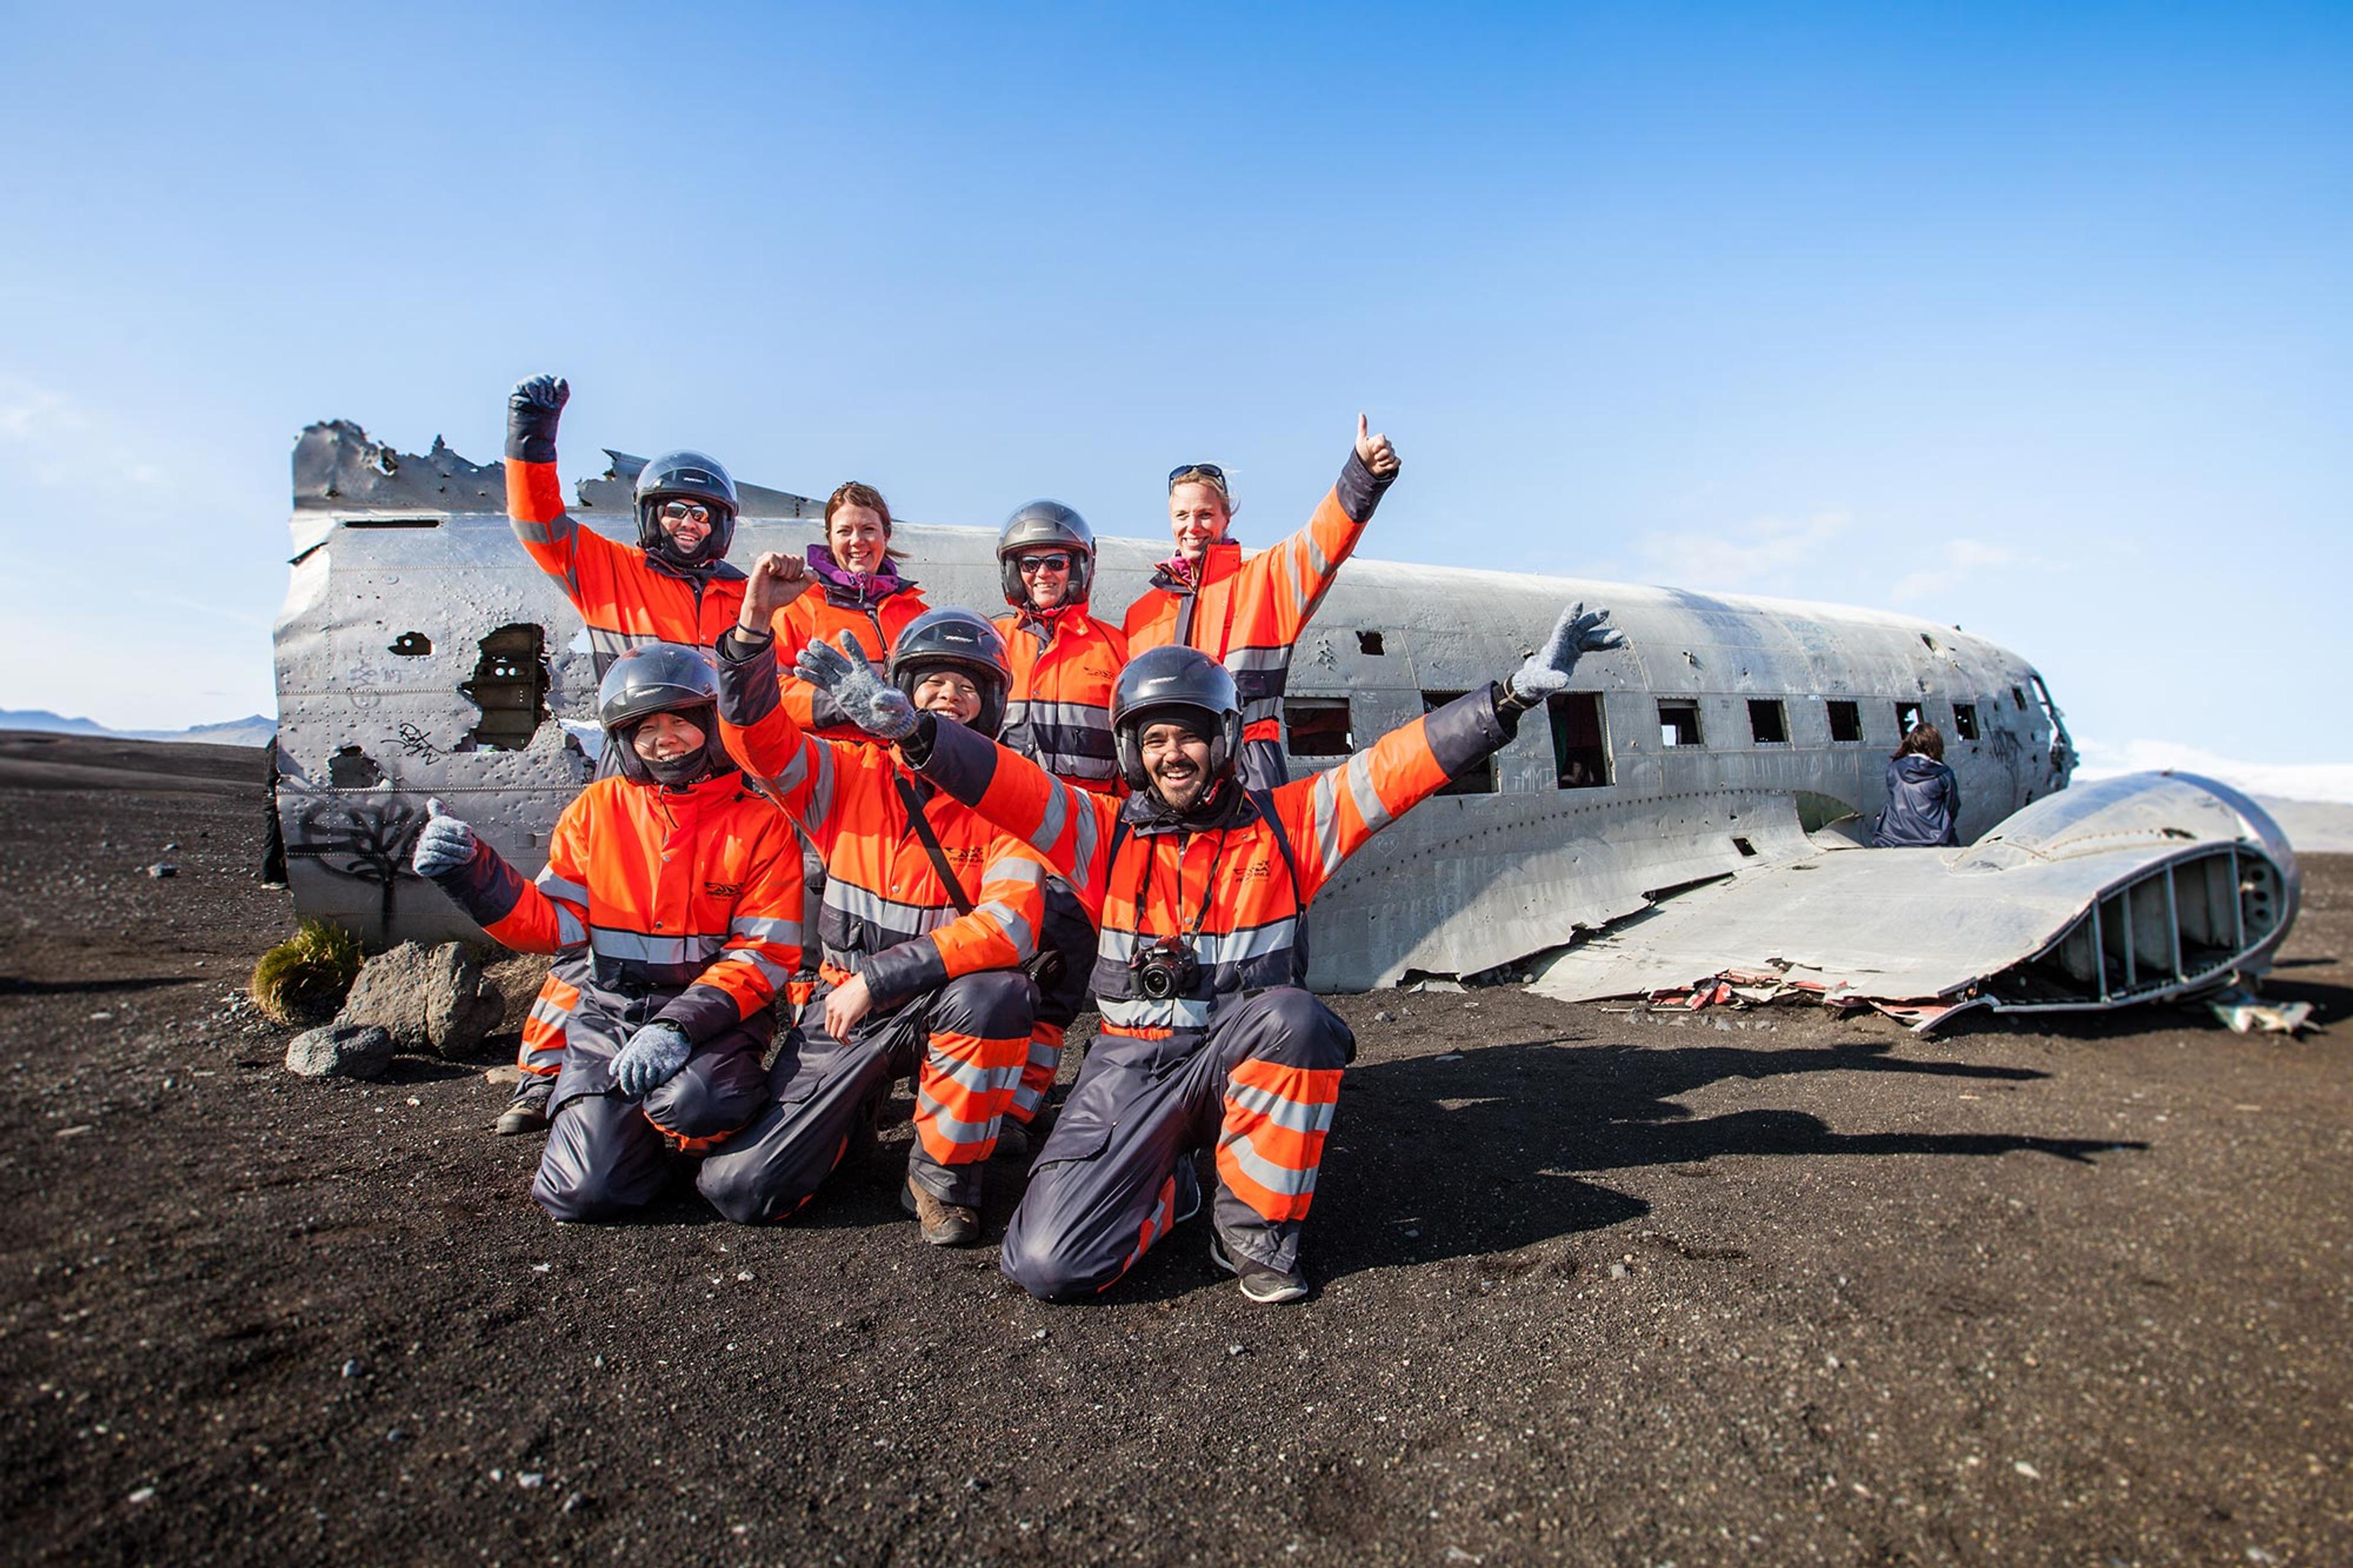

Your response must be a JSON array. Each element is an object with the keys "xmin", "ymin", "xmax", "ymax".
[
  {"xmin": 1017, "ymin": 553, "xmax": 1074, "ymax": 574},
  {"xmin": 658, "ymin": 500, "xmax": 711, "ymax": 524},
  {"xmin": 1167, "ymin": 463, "xmax": 1230, "ymax": 496}
]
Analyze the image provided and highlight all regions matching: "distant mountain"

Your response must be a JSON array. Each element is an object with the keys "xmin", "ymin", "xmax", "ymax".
[{"xmin": 0, "ymin": 710, "xmax": 278, "ymax": 748}]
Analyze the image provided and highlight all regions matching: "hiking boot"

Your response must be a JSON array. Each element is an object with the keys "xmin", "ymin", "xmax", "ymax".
[
  {"xmin": 993, "ymin": 1116, "xmax": 1032, "ymax": 1162},
  {"xmin": 902, "ymin": 1176, "xmax": 980, "ymax": 1247},
  {"xmin": 494, "ymin": 1075, "xmax": 553, "ymax": 1136},
  {"xmin": 1210, "ymin": 1232, "xmax": 1309, "ymax": 1305}
]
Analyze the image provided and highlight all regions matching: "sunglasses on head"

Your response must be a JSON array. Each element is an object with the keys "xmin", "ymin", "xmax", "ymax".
[
  {"xmin": 658, "ymin": 500, "xmax": 712, "ymax": 524},
  {"xmin": 1167, "ymin": 463, "xmax": 1229, "ymax": 495},
  {"xmin": 1017, "ymin": 552, "xmax": 1074, "ymax": 574}
]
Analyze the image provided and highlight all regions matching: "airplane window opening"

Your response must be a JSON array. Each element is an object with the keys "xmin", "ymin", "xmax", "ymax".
[
  {"xmin": 460, "ymin": 623, "xmax": 551, "ymax": 752},
  {"xmin": 1732, "ymin": 836, "xmax": 1757, "ymax": 857},
  {"xmin": 1547, "ymin": 692, "xmax": 1610, "ymax": 789},
  {"xmin": 328, "ymin": 746, "xmax": 385, "ymax": 788},
  {"xmin": 1423, "ymin": 692, "xmax": 1498, "ymax": 794},
  {"xmin": 1919, "ymin": 632, "xmax": 1938, "ymax": 652},
  {"xmin": 388, "ymin": 632, "xmax": 433, "ymax": 657},
  {"xmin": 1827, "ymin": 700, "xmax": 1862, "ymax": 743},
  {"xmin": 1356, "ymin": 631, "xmax": 1385, "ymax": 656},
  {"xmin": 1658, "ymin": 699, "xmax": 1703, "ymax": 749},
  {"xmin": 341, "ymin": 517, "xmax": 443, "ymax": 530},
  {"xmin": 1896, "ymin": 701, "xmax": 1923, "ymax": 735},
  {"xmin": 2012, "ymin": 686, "xmax": 2028, "ymax": 710},
  {"xmin": 1953, "ymin": 702, "xmax": 1980, "ymax": 741},
  {"xmin": 1748, "ymin": 699, "xmax": 1789, "ymax": 745},
  {"xmin": 1284, "ymin": 698, "xmax": 1354, "ymax": 757}
]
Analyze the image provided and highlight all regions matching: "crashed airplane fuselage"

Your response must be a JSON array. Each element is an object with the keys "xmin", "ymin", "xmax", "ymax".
[{"xmin": 274, "ymin": 420, "xmax": 2259, "ymax": 1002}]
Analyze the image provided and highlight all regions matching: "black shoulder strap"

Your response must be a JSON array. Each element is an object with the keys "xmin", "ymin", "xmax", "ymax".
[
  {"xmin": 893, "ymin": 775, "xmax": 976, "ymax": 917},
  {"xmin": 1248, "ymin": 789, "xmax": 1303, "ymax": 901}
]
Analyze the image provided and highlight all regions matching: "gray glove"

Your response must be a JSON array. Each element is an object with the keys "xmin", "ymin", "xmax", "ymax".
[
  {"xmin": 410, "ymin": 798, "xmax": 477, "ymax": 879},
  {"xmin": 1502, "ymin": 603, "xmax": 1626, "ymax": 711},
  {"xmin": 613, "ymin": 1020, "xmax": 691, "ymax": 1097},
  {"xmin": 795, "ymin": 633, "xmax": 917, "ymax": 740}
]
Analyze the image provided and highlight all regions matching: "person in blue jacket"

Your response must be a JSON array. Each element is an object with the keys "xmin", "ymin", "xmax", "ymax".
[{"xmin": 1874, "ymin": 722, "xmax": 1962, "ymax": 847}]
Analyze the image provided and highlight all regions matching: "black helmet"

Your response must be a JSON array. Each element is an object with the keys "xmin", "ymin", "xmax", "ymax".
[
  {"xmin": 596, "ymin": 642, "xmax": 729, "ymax": 786},
  {"xmin": 888, "ymin": 608, "xmax": 1012, "ymax": 740},
  {"xmin": 1111, "ymin": 645, "xmax": 1242, "ymax": 792},
  {"xmin": 996, "ymin": 500, "xmax": 1096, "ymax": 607},
  {"xmin": 634, "ymin": 450, "xmax": 740, "ymax": 567}
]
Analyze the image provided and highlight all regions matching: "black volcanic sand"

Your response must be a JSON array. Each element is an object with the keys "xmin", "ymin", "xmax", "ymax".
[{"xmin": 1, "ymin": 730, "xmax": 2347, "ymax": 1566}]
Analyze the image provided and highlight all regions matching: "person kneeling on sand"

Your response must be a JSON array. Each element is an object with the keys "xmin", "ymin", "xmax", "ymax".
[
  {"xmin": 798, "ymin": 594, "xmax": 1625, "ymax": 1303},
  {"xmin": 410, "ymin": 644, "xmax": 805, "ymax": 1222}
]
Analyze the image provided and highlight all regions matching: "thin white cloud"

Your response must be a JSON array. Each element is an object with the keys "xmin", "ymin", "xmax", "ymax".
[
  {"xmin": 1636, "ymin": 510, "xmax": 1851, "ymax": 594},
  {"xmin": 1890, "ymin": 536, "xmax": 2018, "ymax": 604},
  {"xmin": 0, "ymin": 376, "xmax": 175, "ymax": 498},
  {"xmin": 2074, "ymin": 738, "xmax": 2353, "ymax": 806}
]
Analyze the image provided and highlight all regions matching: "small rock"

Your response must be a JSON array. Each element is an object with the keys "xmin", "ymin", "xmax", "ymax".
[
  {"xmin": 1031, "ymin": 1328, "xmax": 1048, "ymax": 1341},
  {"xmin": 1227, "ymin": 1344, "xmax": 1245, "ymax": 1357},
  {"xmin": 1371, "ymin": 1010, "xmax": 1395, "ymax": 1023},
  {"xmin": 143, "ymin": 862, "xmax": 177, "ymax": 879},
  {"xmin": 562, "ymin": 1491, "xmax": 589, "ymax": 1514},
  {"xmin": 482, "ymin": 1065, "xmax": 525, "ymax": 1087},
  {"xmin": 127, "ymin": 1486, "xmax": 156, "ymax": 1505},
  {"xmin": 517, "ymin": 1472, "xmax": 545, "ymax": 1489},
  {"xmin": 386, "ymin": 1429, "xmax": 406, "ymax": 1443},
  {"xmin": 1608, "ymin": 1262, "xmax": 1629, "ymax": 1279},
  {"xmin": 2013, "ymin": 1460, "xmax": 2040, "ymax": 1480},
  {"xmin": 341, "ymin": 1358, "xmax": 363, "ymax": 1378},
  {"xmin": 88, "ymin": 1011, "xmax": 112, "ymax": 1022},
  {"xmin": 284, "ymin": 1023, "xmax": 395, "ymax": 1081},
  {"xmin": 1433, "ymin": 1053, "xmax": 1463, "ymax": 1062}
]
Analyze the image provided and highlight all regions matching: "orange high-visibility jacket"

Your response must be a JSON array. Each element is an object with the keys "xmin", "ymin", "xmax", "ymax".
[
  {"xmin": 770, "ymin": 575, "xmax": 931, "ymax": 741},
  {"xmin": 993, "ymin": 607, "xmax": 1129, "ymax": 796},
  {"xmin": 714, "ymin": 635, "xmax": 1047, "ymax": 1010},
  {"xmin": 909, "ymin": 684, "xmax": 1514, "ymax": 1040},
  {"xmin": 504, "ymin": 455, "xmax": 747, "ymax": 676},
  {"xmin": 1121, "ymin": 450, "xmax": 1392, "ymax": 746},
  {"xmin": 430, "ymin": 768, "xmax": 803, "ymax": 1042}
]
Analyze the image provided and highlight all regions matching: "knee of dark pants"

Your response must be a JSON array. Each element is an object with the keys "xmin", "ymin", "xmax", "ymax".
[
  {"xmin": 999, "ymin": 1224, "xmax": 1099, "ymax": 1303},
  {"xmin": 532, "ymin": 1148, "xmax": 634, "ymax": 1224},
  {"xmin": 642, "ymin": 1049, "xmax": 765, "ymax": 1143},
  {"xmin": 935, "ymin": 968, "xmax": 1036, "ymax": 1037},
  {"xmin": 1251, "ymin": 987, "xmax": 1354, "ymax": 1069}
]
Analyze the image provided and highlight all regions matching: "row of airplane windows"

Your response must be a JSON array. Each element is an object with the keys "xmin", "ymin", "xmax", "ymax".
[{"xmin": 1283, "ymin": 685, "xmax": 2038, "ymax": 795}]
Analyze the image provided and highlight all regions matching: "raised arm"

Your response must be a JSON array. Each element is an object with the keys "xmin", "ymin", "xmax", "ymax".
[
  {"xmin": 411, "ymin": 796, "xmax": 591, "ymax": 955},
  {"xmin": 502, "ymin": 373, "xmax": 633, "ymax": 608},
  {"xmin": 715, "ymin": 554, "xmax": 839, "ymax": 846},
  {"xmin": 654, "ymin": 809, "xmax": 805, "ymax": 1041},
  {"xmin": 1278, "ymin": 602, "xmax": 1626, "ymax": 901},
  {"xmin": 1253, "ymin": 418, "xmax": 1401, "ymax": 643}
]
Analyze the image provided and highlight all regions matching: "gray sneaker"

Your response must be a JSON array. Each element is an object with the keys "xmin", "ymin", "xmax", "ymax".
[
  {"xmin": 494, "ymin": 1075, "xmax": 553, "ymax": 1136},
  {"xmin": 1210, "ymin": 1232, "xmax": 1308, "ymax": 1305}
]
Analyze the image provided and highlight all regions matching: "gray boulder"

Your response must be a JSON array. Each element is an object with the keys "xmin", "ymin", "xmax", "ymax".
[
  {"xmin": 335, "ymin": 941, "xmax": 504, "ymax": 1059},
  {"xmin": 286, "ymin": 1023, "xmax": 395, "ymax": 1080}
]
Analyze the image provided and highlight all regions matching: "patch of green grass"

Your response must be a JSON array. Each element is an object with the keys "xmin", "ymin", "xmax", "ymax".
[{"xmin": 249, "ymin": 918, "xmax": 362, "ymax": 1025}]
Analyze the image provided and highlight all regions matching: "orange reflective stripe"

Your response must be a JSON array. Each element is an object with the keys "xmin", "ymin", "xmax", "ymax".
[
  {"xmin": 1104, "ymin": 1172, "xmax": 1179, "ymax": 1290},
  {"xmin": 911, "ymin": 1026, "xmax": 1024, "ymax": 1165}
]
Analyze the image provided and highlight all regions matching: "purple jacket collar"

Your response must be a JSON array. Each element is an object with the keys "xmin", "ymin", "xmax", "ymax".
[{"xmin": 806, "ymin": 545, "xmax": 914, "ymax": 605}]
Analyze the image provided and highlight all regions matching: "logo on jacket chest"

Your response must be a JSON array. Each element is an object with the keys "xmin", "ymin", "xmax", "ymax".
[{"xmin": 703, "ymin": 881, "xmax": 741, "ymax": 899}]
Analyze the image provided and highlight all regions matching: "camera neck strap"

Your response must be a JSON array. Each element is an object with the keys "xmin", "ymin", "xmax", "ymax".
[{"xmin": 893, "ymin": 775, "xmax": 976, "ymax": 917}]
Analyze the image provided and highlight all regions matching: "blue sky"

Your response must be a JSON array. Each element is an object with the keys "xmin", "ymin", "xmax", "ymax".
[{"xmin": 1, "ymin": 2, "xmax": 2345, "ymax": 771}]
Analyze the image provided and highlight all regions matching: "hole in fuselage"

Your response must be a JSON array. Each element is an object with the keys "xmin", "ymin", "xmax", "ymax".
[{"xmin": 460, "ymin": 624, "xmax": 551, "ymax": 751}]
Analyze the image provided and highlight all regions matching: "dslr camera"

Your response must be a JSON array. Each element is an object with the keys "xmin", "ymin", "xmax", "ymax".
[{"xmin": 1127, "ymin": 934, "xmax": 1200, "ymax": 1001}]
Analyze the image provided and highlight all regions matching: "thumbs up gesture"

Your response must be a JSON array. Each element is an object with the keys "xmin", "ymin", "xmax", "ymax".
[
  {"xmin": 1354, "ymin": 413, "xmax": 1400, "ymax": 480},
  {"xmin": 411, "ymin": 797, "xmax": 479, "ymax": 879}
]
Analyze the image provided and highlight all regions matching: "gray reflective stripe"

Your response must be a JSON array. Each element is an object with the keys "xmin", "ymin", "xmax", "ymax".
[
  {"xmin": 1225, "ymin": 1078, "xmax": 1338, "ymax": 1135},
  {"xmin": 825, "ymin": 879, "xmax": 955, "ymax": 936},
  {"xmin": 1101, "ymin": 994, "xmax": 1216, "ymax": 1031},
  {"xmin": 1344, "ymin": 751, "xmax": 1393, "ymax": 838},
  {"xmin": 1219, "ymin": 1131, "xmax": 1321, "ymax": 1195},
  {"xmin": 925, "ymin": 1051, "xmax": 1025, "ymax": 1097},
  {"xmin": 716, "ymin": 948, "xmax": 792, "ymax": 987},
  {"xmin": 1007, "ymin": 699, "xmax": 1115, "ymax": 730},
  {"xmin": 1226, "ymin": 646, "xmax": 1289, "ymax": 672},
  {"xmin": 1067, "ymin": 797, "xmax": 1101, "ymax": 890},
  {"xmin": 823, "ymin": 947, "xmax": 866, "ymax": 975},
  {"xmin": 555, "ymin": 907, "xmax": 588, "ymax": 947},
  {"xmin": 589, "ymin": 928, "xmax": 721, "ymax": 964},
  {"xmin": 1242, "ymin": 695, "xmax": 1284, "ymax": 722},
  {"xmin": 535, "ymin": 869, "xmax": 589, "ymax": 905},
  {"xmin": 1034, "ymin": 782, "xmax": 1068, "ymax": 866},
  {"xmin": 974, "ymin": 900, "xmax": 1036, "ymax": 958},
  {"xmin": 588, "ymin": 627, "xmax": 654, "ymax": 659},
  {"xmin": 526, "ymin": 994, "xmax": 574, "ymax": 1027},
  {"xmin": 513, "ymin": 517, "xmax": 557, "ymax": 546},
  {"xmin": 1308, "ymin": 753, "xmax": 1387, "ymax": 879},
  {"xmin": 1025, "ymin": 1038, "xmax": 1062, "ymax": 1070},
  {"xmin": 914, "ymin": 1087, "xmax": 1010, "ymax": 1145},
  {"xmin": 985, "ymin": 855, "xmax": 1046, "ymax": 888},
  {"xmin": 1047, "ymin": 756, "xmax": 1118, "ymax": 781},
  {"xmin": 728, "ymin": 915, "xmax": 799, "ymax": 942},
  {"xmin": 1302, "ymin": 528, "xmax": 1333, "ymax": 585},
  {"xmin": 1100, "ymin": 918, "xmax": 1298, "ymax": 969}
]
